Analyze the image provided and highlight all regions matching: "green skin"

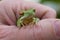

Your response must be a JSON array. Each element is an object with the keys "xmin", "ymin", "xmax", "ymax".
[{"xmin": 17, "ymin": 9, "xmax": 40, "ymax": 28}]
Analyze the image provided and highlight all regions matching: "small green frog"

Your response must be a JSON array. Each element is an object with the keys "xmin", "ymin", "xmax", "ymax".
[{"xmin": 17, "ymin": 8, "xmax": 40, "ymax": 28}]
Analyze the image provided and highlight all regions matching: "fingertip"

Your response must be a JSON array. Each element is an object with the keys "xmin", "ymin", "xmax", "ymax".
[
  {"xmin": 38, "ymin": 19, "xmax": 60, "ymax": 39},
  {"xmin": 36, "ymin": 19, "xmax": 60, "ymax": 39},
  {"xmin": 53, "ymin": 19, "xmax": 60, "ymax": 39}
]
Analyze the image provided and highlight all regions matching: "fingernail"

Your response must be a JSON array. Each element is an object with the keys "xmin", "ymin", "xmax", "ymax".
[{"xmin": 54, "ymin": 20, "xmax": 60, "ymax": 37}]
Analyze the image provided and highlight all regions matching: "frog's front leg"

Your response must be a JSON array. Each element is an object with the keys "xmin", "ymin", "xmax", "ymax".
[
  {"xmin": 17, "ymin": 19, "xmax": 24, "ymax": 28},
  {"xmin": 19, "ymin": 21, "xmax": 24, "ymax": 27},
  {"xmin": 33, "ymin": 17, "xmax": 40, "ymax": 24}
]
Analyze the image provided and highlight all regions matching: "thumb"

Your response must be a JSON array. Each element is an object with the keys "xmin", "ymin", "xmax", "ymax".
[{"xmin": 37, "ymin": 19, "xmax": 60, "ymax": 40}]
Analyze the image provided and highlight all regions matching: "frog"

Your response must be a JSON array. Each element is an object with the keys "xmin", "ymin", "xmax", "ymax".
[{"xmin": 16, "ymin": 8, "xmax": 40, "ymax": 28}]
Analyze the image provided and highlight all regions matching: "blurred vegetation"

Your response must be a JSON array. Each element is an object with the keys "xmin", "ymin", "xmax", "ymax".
[
  {"xmin": 40, "ymin": 0, "xmax": 60, "ymax": 3},
  {"xmin": 40, "ymin": 0, "xmax": 60, "ymax": 18}
]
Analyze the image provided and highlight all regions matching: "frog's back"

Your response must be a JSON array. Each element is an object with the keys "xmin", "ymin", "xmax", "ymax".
[{"xmin": 22, "ymin": 15, "xmax": 34, "ymax": 25}]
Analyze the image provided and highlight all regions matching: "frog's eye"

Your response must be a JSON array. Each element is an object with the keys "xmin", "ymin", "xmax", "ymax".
[
  {"xmin": 33, "ymin": 9, "xmax": 35, "ymax": 12},
  {"xmin": 20, "ymin": 12, "xmax": 24, "ymax": 15}
]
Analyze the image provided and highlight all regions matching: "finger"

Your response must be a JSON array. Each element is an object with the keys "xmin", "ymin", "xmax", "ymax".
[
  {"xmin": 16, "ymin": 19, "xmax": 60, "ymax": 40},
  {"xmin": 0, "ymin": 0, "xmax": 56, "ymax": 25},
  {"xmin": 0, "ymin": 1, "xmax": 16, "ymax": 25},
  {"xmin": 21, "ymin": 1, "xmax": 56, "ymax": 19},
  {"xmin": 0, "ymin": 25, "xmax": 19, "ymax": 40},
  {"xmin": 35, "ymin": 19, "xmax": 60, "ymax": 40}
]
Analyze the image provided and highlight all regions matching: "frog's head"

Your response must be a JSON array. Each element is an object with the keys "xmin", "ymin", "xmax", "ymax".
[
  {"xmin": 27, "ymin": 8, "xmax": 35, "ymax": 15},
  {"xmin": 23, "ymin": 9, "xmax": 35, "ymax": 16}
]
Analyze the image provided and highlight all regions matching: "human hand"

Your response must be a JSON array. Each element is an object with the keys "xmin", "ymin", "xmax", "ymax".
[{"xmin": 0, "ymin": 0, "xmax": 59, "ymax": 40}]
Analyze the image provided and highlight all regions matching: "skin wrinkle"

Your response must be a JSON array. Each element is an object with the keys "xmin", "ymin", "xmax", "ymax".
[
  {"xmin": 32, "ymin": 23, "xmax": 42, "ymax": 40},
  {"xmin": 42, "ymin": 9, "xmax": 56, "ymax": 19},
  {"xmin": 12, "ymin": 4, "xmax": 17, "ymax": 23},
  {"xmin": 0, "ymin": 3, "xmax": 13, "ymax": 25},
  {"xmin": 10, "ymin": 1, "xmax": 22, "ymax": 25},
  {"xmin": 4, "ymin": 10, "xmax": 14, "ymax": 25},
  {"xmin": 15, "ymin": 0, "xmax": 24, "ymax": 19},
  {"xmin": 0, "ymin": 30, "xmax": 7, "ymax": 39},
  {"xmin": 16, "ymin": 4, "xmax": 21, "ymax": 19},
  {"xmin": 38, "ymin": 19, "xmax": 56, "ymax": 40},
  {"xmin": 0, "ymin": 25, "xmax": 19, "ymax": 40},
  {"xmin": 37, "ymin": 22, "xmax": 47, "ymax": 40},
  {"xmin": 18, "ymin": 25, "xmax": 39, "ymax": 40},
  {"xmin": 3, "ymin": 3, "xmax": 16, "ymax": 25},
  {"xmin": 33, "ymin": 25, "xmax": 39, "ymax": 40},
  {"xmin": 53, "ymin": 20, "xmax": 60, "ymax": 40},
  {"xmin": 25, "ymin": 25, "xmax": 36, "ymax": 40},
  {"xmin": 0, "ymin": 3, "xmax": 6, "ymax": 24},
  {"xmin": 51, "ymin": 19, "xmax": 60, "ymax": 40},
  {"xmin": 32, "ymin": 25, "xmax": 37, "ymax": 40},
  {"xmin": 0, "ymin": 10, "xmax": 9, "ymax": 25},
  {"xmin": 3, "ymin": 8, "xmax": 14, "ymax": 25},
  {"xmin": 49, "ymin": 20, "xmax": 57, "ymax": 40},
  {"xmin": 45, "ymin": 19, "xmax": 57, "ymax": 38},
  {"xmin": 41, "ymin": 19, "xmax": 60, "ymax": 40},
  {"xmin": 0, "ymin": 26, "xmax": 11, "ymax": 39},
  {"xmin": 42, "ymin": 19, "xmax": 59, "ymax": 39},
  {"xmin": 27, "ymin": 27, "xmax": 35, "ymax": 40},
  {"xmin": 0, "ymin": 14, "xmax": 9, "ymax": 25},
  {"xmin": 40, "ymin": 10, "xmax": 48, "ymax": 19},
  {"xmin": 0, "ymin": 13, "xmax": 5, "ymax": 24}
]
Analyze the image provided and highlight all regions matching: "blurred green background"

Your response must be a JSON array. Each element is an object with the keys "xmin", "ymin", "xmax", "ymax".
[{"xmin": 40, "ymin": 0, "xmax": 60, "ymax": 18}]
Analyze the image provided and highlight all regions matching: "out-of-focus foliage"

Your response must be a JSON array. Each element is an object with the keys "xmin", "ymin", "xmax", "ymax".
[
  {"xmin": 40, "ymin": 0, "xmax": 60, "ymax": 3},
  {"xmin": 40, "ymin": 0, "xmax": 60, "ymax": 18}
]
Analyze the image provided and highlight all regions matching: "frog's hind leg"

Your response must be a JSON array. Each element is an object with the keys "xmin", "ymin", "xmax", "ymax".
[{"xmin": 20, "ymin": 22, "xmax": 25, "ymax": 27}]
